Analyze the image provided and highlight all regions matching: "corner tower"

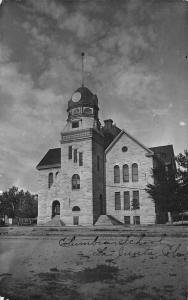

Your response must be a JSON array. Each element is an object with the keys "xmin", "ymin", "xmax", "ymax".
[{"xmin": 60, "ymin": 86, "xmax": 105, "ymax": 225}]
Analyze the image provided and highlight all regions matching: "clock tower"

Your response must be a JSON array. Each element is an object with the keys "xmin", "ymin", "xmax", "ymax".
[
  {"xmin": 60, "ymin": 86, "xmax": 105, "ymax": 225},
  {"xmin": 64, "ymin": 86, "xmax": 101, "ymax": 132}
]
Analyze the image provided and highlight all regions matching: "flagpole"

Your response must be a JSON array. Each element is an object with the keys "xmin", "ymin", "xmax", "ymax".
[{"xmin": 81, "ymin": 52, "xmax": 85, "ymax": 87}]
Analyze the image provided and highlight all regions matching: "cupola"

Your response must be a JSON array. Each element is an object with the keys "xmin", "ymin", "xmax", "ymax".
[{"xmin": 67, "ymin": 86, "xmax": 99, "ymax": 120}]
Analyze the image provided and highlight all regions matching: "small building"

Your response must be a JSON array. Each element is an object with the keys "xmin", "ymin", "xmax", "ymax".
[{"xmin": 36, "ymin": 86, "xmax": 176, "ymax": 226}]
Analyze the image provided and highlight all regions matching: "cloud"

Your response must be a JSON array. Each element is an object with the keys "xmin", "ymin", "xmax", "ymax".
[
  {"xmin": 0, "ymin": 0, "xmax": 187, "ymax": 191},
  {"xmin": 61, "ymin": 13, "xmax": 99, "ymax": 38},
  {"xmin": 179, "ymin": 121, "xmax": 187, "ymax": 126},
  {"xmin": 28, "ymin": 0, "xmax": 66, "ymax": 21},
  {"xmin": 0, "ymin": 44, "xmax": 11, "ymax": 62},
  {"xmin": 28, "ymin": 0, "xmax": 103, "ymax": 40},
  {"xmin": 152, "ymin": 108, "xmax": 169, "ymax": 117},
  {"xmin": 0, "ymin": 42, "xmax": 67, "ymax": 191}
]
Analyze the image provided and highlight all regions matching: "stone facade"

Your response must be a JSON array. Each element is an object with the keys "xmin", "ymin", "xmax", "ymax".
[
  {"xmin": 36, "ymin": 86, "xmax": 175, "ymax": 226},
  {"xmin": 37, "ymin": 167, "xmax": 61, "ymax": 224},
  {"xmin": 105, "ymin": 131, "xmax": 155, "ymax": 225}
]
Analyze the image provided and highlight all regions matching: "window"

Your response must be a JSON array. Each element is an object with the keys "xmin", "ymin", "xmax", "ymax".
[
  {"xmin": 48, "ymin": 173, "xmax": 53, "ymax": 189},
  {"xmin": 73, "ymin": 216, "xmax": 79, "ymax": 225},
  {"xmin": 97, "ymin": 155, "xmax": 100, "ymax": 171},
  {"xmin": 115, "ymin": 192, "xmax": 121, "ymax": 210},
  {"xmin": 83, "ymin": 107, "xmax": 93, "ymax": 114},
  {"xmin": 74, "ymin": 149, "xmax": 77, "ymax": 163},
  {"xmin": 132, "ymin": 191, "xmax": 140, "ymax": 209},
  {"xmin": 124, "ymin": 216, "xmax": 130, "ymax": 225},
  {"xmin": 123, "ymin": 164, "xmax": 129, "ymax": 182},
  {"xmin": 55, "ymin": 171, "xmax": 59, "ymax": 177},
  {"xmin": 52, "ymin": 200, "xmax": 60, "ymax": 217},
  {"xmin": 122, "ymin": 146, "xmax": 128, "ymax": 152},
  {"xmin": 72, "ymin": 121, "xmax": 79, "ymax": 128},
  {"xmin": 133, "ymin": 216, "xmax": 140, "ymax": 225},
  {"xmin": 124, "ymin": 191, "xmax": 130, "ymax": 210},
  {"xmin": 69, "ymin": 146, "xmax": 72, "ymax": 159},
  {"xmin": 72, "ymin": 174, "xmax": 80, "ymax": 190},
  {"xmin": 114, "ymin": 165, "xmax": 120, "ymax": 183},
  {"xmin": 72, "ymin": 206, "xmax": 80, "ymax": 211},
  {"xmin": 132, "ymin": 163, "xmax": 138, "ymax": 182},
  {"xmin": 79, "ymin": 152, "xmax": 83, "ymax": 166}
]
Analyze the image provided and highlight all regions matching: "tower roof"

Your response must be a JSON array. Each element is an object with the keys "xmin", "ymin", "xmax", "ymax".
[{"xmin": 67, "ymin": 86, "xmax": 98, "ymax": 111}]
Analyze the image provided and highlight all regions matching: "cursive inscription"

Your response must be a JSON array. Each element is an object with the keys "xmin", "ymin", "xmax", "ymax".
[{"xmin": 58, "ymin": 235, "xmax": 186, "ymax": 260}]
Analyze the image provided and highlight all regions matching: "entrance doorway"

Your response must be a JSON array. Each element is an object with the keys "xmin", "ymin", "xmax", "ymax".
[
  {"xmin": 52, "ymin": 200, "xmax": 60, "ymax": 218},
  {"xmin": 73, "ymin": 216, "xmax": 79, "ymax": 225}
]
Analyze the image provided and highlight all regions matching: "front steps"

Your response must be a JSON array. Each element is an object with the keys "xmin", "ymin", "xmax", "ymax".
[
  {"xmin": 39, "ymin": 215, "xmax": 122, "ymax": 227},
  {"xmin": 42, "ymin": 215, "xmax": 65, "ymax": 227},
  {"xmin": 95, "ymin": 215, "xmax": 123, "ymax": 226}
]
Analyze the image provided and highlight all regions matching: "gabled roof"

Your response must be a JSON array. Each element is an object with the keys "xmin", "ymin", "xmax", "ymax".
[
  {"xmin": 36, "ymin": 148, "xmax": 61, "ymax": 170},
  {"xmin": 105, "ymin": 129, "xmax": 154, "ymax": 155}
]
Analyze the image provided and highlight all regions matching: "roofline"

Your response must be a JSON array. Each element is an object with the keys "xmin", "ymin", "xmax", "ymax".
[
  {"xmin": 149, "ymin": 144, "xmax": 174, "ymax": 151},
  {"xmin": 105, "ymin": 129, "xmax": 154, "ymax": 155},
  {"xmin": 36, "ymin": 163, "xmax": 61, "ymax": 170}
]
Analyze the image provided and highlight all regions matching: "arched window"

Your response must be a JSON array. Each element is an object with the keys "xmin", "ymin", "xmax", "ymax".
[
  {"xmin": 123, "ymin": 164, "xmax": 129, "ymax": 182},
  {"xmin": 55, "ymin": 171, "xmax": 59, "ymax": 177},
  {"xmin": 72, "ymin": 174, "xmax": 80, "ymax": 190},
  {"xmin": 48, "ymin": 172, "xmax": 53, "ymax": 188},
  {"xmin": 114, "ymin": 165, "xmax": 120, "ymax": 183},
  {"xmin": 52, "ymin": 200, "xmax": 60, "ymax": 217},
  {"xmin": 72, "ymin": 206, "xmax": 80, "ymax": 211},
  {"xmin": 132, "ymin": 163, "xmax": 138, "ymax": 182}
]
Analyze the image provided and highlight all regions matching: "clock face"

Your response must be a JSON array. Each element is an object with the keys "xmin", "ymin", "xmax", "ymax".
[{"xmin": 72, "ymin": 92, "xmax": 81, "ymax": 102}]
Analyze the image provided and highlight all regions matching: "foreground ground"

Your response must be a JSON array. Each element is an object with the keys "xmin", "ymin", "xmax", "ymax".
[{"xmin": 0, "ymin": 225, "xmax": 187, "ymax": 300}]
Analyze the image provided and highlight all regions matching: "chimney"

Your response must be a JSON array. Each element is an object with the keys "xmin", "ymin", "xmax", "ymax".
[{"xmin": 104, "ymin": 119, "xmax": 113, "ymax": 129}]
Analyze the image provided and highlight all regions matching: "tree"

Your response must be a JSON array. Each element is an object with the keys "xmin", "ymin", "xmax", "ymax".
[
  {"xmin": 0, "ymin": 186, "xmax": 38, "ymax": 219},
  {"xmin": 176, "ymin": 149, "xmax": 188, "ymax": 212},
  {"xmin": 0, "ymin": 186, "xmax": 20, "ymax": 218},
  {"xmin": 146, "ymin": 150, "xmax": 188, "ymax": 223}
]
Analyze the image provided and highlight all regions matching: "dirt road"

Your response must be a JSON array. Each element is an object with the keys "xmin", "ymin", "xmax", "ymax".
[{"xmin": 0, "ymin": 227, "xmax": 187, "ymax": 300}]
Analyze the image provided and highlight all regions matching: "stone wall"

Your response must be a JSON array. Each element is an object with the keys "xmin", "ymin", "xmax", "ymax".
[
  {"xmin": 92, "ymin": 134, "xmax": 105, "ymax": 224},
  {"xmin": 105, "ymin": 132, "xmax": 156, "ymax": 224},
  {"xmin": 60, "ymin": 135, "xmax": 94, "ymax": 225},
  {"xmin": 37, "ymin": 167, "xmax": 61, "ymax": 224}
]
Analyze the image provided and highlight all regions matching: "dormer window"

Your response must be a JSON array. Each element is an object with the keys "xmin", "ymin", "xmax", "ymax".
[
  {"xmin": 72, "ymin": 121, "xmax": 79, "ymax": 128},
  {"xmin": 83, "ymin": 107, "xmax": 93, "ymax": 114},
  {"xmin": 72, "ymin": 108, "xmax": 80, "ymax": 115}
]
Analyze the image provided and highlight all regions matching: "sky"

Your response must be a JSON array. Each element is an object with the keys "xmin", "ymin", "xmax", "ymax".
[{"xmin": 0, "ymin": 0, "xmax": 188, "ymax": 193}]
